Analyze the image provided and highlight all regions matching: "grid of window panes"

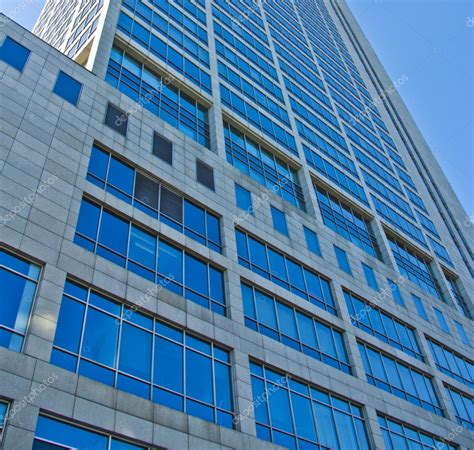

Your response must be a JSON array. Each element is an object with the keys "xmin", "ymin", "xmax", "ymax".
[
  {"xmin": 358, "ymin": 342, "xmax": 443, "ymax": 416},
  {"xmin": 388, "ymin": 237, "xmax": 442, "ymax": 300},
  {"xmin": 74, "ymin": 198, "xmax": 226, "ymax": 314},
  {"xmin": 316, "ymin": 187, "xmax": 381, "ymax": 259},
  {"xmin": 242, "ymin": 283, "xmax": 350, "ymax": 373},
  {"xmin": 344, "ymin": 291, "xmax": 423, "ymax": 361},
  {"xmin": 444, "ymin": 385, "xmax": 474, "ymax": 430},
  {"xmin": 236, "ymin": 229, "xmax": 336, "ymax": 314},
  {"xmin": 33, "ymin": 415, "xmax": 148, "ymax": 449},
  {"xmin": 116, "ymin": 11, "xmax": 211, "ymax": 93},
  {"xmin": 427, "ymin": 339, "xmax": 473, "ymax": 388},
  {"xmin": 446, "ymin": 275, "xmax": 470, "ymax": 319},
  {"xmin": 106, "ymin": 46, "xmax": 210, "ymax": 147},
  {"xmin": 51, "ymin": 280, "xmax": 234, "ymax": 428},
  {"xmin": 378, "ymin": 415, "xmax": 457, "ymax": 450},
  {"xmin": 0, "ymin": 249, "xmax": 41, "ymax": 352},
  {"xmin": 250, "ymin": 362, "xmax": 370, "ymax": 450},
  {"xmin": 0, "ymin": 401, "xmax": 7, "ymax": 443},
  {"xmin": 86, "ymin": 145, "xmax": 221, "ymax": 253},
  {"xmin": 223, "ymin": 122, "xmax": 305, "ymax": 210}
]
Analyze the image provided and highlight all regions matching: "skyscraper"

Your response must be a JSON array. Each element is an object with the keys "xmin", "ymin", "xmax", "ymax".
[{"xmin": 0, "ymin": 0, "xmax": 472, "ymax": 448}]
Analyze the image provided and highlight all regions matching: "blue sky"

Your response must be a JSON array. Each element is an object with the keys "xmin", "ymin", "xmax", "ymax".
[{"xmin": 1, "ymin": 0, "xmax": 473, "ymax": 213}]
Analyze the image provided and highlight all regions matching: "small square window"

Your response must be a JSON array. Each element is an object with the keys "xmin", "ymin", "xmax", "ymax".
[
  {"xmin": 362, "ymin": 263, "xmax": 378, "ymax": 290},
  {"xmin": 454, "ymin": 321, "xmax": 470, "ymax": 345},
  {"xmin": 270, "ymin": 205, "xmax": 288, "ymax": 236},
  {"xmin": 105, "ymin": 102, "xmax": 128, "ymax": 136},
  {"xmin": 434, "ymin": 308, "xmax": 450, "ymax": 334},
  {"xmin": 153, "ymin": 132, "xmax": 173, "ymax": 164},
  {"xmin": 334, "ymin": 246, "xmax": 351, "ymax": 274},
  {"xmin": 303, "ymin": 227, "xmax": 321, "ymax": 256},
  {"xmin": 196, "ymin": 159, "xmax": 214, "ymax": 190},
  {"xmin": 53, "ymin": 71, "xmax": 82, "ymax": 105},
  {"xmin": 235, "ymin": 183, "xmax": 252, "ymax": 213},
  {"xmin": 412, "ymin": 294, "xmax": 428, "ymax": 321},
  {"xmin": 0, "ymin": 36, "xmax": 30, "ymax": 72}
]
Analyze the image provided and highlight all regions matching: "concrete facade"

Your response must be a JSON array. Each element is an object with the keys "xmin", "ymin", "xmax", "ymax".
[{"xmin": 0, "ymin": 0, "xmax": 472, "ymax": 448}]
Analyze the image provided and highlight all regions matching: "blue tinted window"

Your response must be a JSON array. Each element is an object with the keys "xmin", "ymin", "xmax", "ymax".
[
  {"xmin": 73, "ymin": 198, "xmax": 225, "ymax": 314},
  {"xmin": 86, "ymin": 146, "xmax": 221, "ymax": 253},
  {"xmin": 303, "ymin": 227, "xmax": 320, "ymax": 256},
  {"xmin": 33, "ymin": 415, "xmax": 147, "ymax": 449},
  {"xmin": 434, "ymin": 308, "xmax": 451, "ymax": 334},
  {"xmin": 52, "ymin": 280, "xmax": 234, "ymax": 428},
  {"xmin": 358, "ymin": 343, "xmax": 442, "ymax": 416},
  {"xmin": 344, "ymin": 291, "xmax": 423, "ymax": 361},
  {"xmin": 334, "ymin": 246, "xmax": 351, "ymax": 274},
  {"xmin": 243, "ymin": 283, "xmax": 350, "ymax": 373},
  {"xmin": 454, "ymin": 321, "xmax": 470, "ymax": 345},
  {"xmin": 445, "ymin": 386, "xmax": 474, "ymax": 430},
  {"xmin": 362, "ymin": 263, "xmax": 378, "ymax": 291},
  {"xmin": 378, "ymin": 415, "xmax": 457, "ymax": 450},
  {"xmin": 388, "ymin": 279, "xmax": 405, "ymax": 306},
  {"xmin": 0, "ymin": 36, "xmax": 30, "ymax": 71},
  {"xmin": 53, "ymin": 71, "xmax": 82, "ymax": 105},
  {"xmin": 412, "ymin": 294, "xmax": 428, "ymax": 321},
  {"xmin": 235, "ymin": 183, "xmax": 252, "ymax": 213},
  {"xmin": 270, "ymin": 206, "xmax": 288, "ymax": 236},
  {"xmin": 0, "ymin": 249, "xmax": 40, "ymax": 352},
  {"xmin": 250, "ymin": 363, "xmax": 369, "ymax": 449},
  {"xmin": 236, "ymin": 229, "xmax": 336, "ymax": 315},
  {"xmin": 0, "ymin": 400, "xmax": 7, "ymax": 436}
]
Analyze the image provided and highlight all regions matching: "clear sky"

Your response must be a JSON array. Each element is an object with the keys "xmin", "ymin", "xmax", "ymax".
[{"xmin": 1, "ymin": 0, "xmax": 473, "ymax": 214}]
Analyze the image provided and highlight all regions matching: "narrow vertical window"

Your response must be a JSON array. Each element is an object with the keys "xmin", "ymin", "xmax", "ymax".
[
  {"xmin": 303, "ymin": 227, "xmax": 321, "ymax": 256},
  {"xmin": 362, "ymin": 263, "xmax": 378, "ymax": 291},
  {"xmin": 334, "ymin": 246, "xmax": 351, "ymax": 274},
  {"xmin": 235, "ymin": 184, "xmax": 252, "ymax": 213},
  {"xmin": 271, "ymin": 205, "xmax": 289, "ymax": 236}
]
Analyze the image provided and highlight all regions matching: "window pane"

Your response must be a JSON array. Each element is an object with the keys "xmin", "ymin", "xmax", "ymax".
[
  {"xmin": 154, "ymin": 336, "xmax": 183, "ymax": 393},
  {"xmin": 268, "ymin": 386, "xmax": 293, "ymax": 433},
  {"xmin": 129, "ymin": 226, "xmax": 156, "ymax": 270},
  {"xmin": 0, "ymin": 36, "xmax": 30, "ymax": 71},
  {"xmin": 160, "ymin": 186, "xmax": 183, "ymax": 223},
  {"xmin": 186, "ymin": 349, "xmax": 213, "ymax": 404},
  {"xmin": 53, "ymin": 297, "xmax": 85, "ymax": 353},
  {"xmin": 134, "ymin": 172, "xmax": 159, "ymax": 211},
  {"xmin": 158, "ymin": 240, "xmax": 183, "ymax": 282},
  {"xmin": 53, "ymin": 71, "xmax": 82, "ymax": 105},
  {"xmin": 98, "ymin": 210, "xmax": 129, "ymax": 255},
  {"xmin": 119, "ymin": 323, "xmax": 152, "ymax": 380}
]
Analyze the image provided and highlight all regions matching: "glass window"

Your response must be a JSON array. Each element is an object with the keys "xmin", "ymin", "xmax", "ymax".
[
  {"xmin": 53, "ymin": 71, "xmax": 82, "ymax": 105},
  {"xmin": 412, "ymin": 294, "xmax": 428, "ymax": 321},
  {"xmin": 445, "ymin": 385, "xmax": 474, "ymax": 430},
  {"xmin": 196, "ymin": 159, "xmax": 214, "ymax": 190},
  {"xmin": 362, "ymin": 263, "xmax": 378, "ymax": 291},
  {"xmin": 0, "ymin": 249, "xmax": 40, "ymax": 352},
  {"xmin": 33, "ymin": 415, "xmax": 148, "ymax": 449},
  {"xmin": 303, "ymin": 226, "xmax": 321, "ymax": 256},
  {"xmin": 334, "ymin": 246, "xmax": 351, "ymax": 274},
  {"xmin": 388, "ymin": 279, "xmax": 405, "ymax": 306},
  {"xmin": 52, "ymin": 280, "xmax": 234, "ymax": 428},
  {"xmin": 235, "ymin": 183, "xmax": 252, "ymax": 213},
  {"xmin": 104, "ymin": 102, "xmax": 128, "ymax": 136},
  {"xmin": 454, "ymin": 321, "xmax": 470, "ymax": 345},
  {"xmin": 152, "ymin": 132, "xmax": 173, "ymax": 164},
  {"xmin": 0, "ymin": 36, "xmax": 30, "ymax": 71},
  {"xmin": 0, "ymin": 400, "xmax": 8, "ymax": 442},
  {"xmin": 270, "ymin": 206, "xmax": 289, "ymax": 236},
  {"xmin": 434, "ymin": 308, "xmax": 451, "ymax": 334},
  {"xmin": 250, "ymin": 362, "xmax": 369, "ymax": 449}
]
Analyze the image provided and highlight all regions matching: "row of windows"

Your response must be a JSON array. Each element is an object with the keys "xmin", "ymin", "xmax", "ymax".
[
  {"xmin": 445, "ymin": 385, "xmax": 474, "ymax": 430},
  {"xmin": 223, "ymin": 122, "xmax": 305, "ymax": 209},
  {"xmin": 428, "ymin": 236, "xmax": 453, "ymax": 267},
  {"xmin": 242, "ymin": 283, "xmax": 350, "ymax": 373},
  {"xmin": 346, "ymin": 128, "xmax": 391, "ymax": 171},
  {"xmin": 214, "ymin": 0, "xmax": 266, "ymax": 37},
  {"xmin": 122, "ymin": 0, "xmax": 210, "ymax": 67},
  {"xmin": 52, "ymin": 280, "xmax": 233, "ymax": 427},
  {"xmin": 344, "ymin": 291, "xmax": 423, "ymax": 361},
  {"xmin": 378, "ymin": 415, "xmax": 457, "ymax": 450},
  {"xmin": 33, "ymin": 415, "xmax": 148, "ymax": 449},
  {"xmin": 74, "ymin": 198, "xmax": 226, "ymax": 314},
  {"xmin": 316, "ymin": 187, "xmax": 380, "ymax": 259},
  {"xmin": 388, "ymin": 237, "xmax": 442, "ymax": 300},
  {"xmin": 106, "ymin": 46, "xmax": 210, "ymax": 147},
  {"xmin": 86, "ymin": 145, "xmax": 222, "ymax": 252},
  {"xmin": 308, "ymin": 148, "xmax": 368, "ymax": 205},
  {"xmin": 0, "ymin": 249, "xmax": 41, "ymax": 352},
  {"xmin": 236, "ymin": 229, "xmax": 336, "ymax": 315},
  {"xmin": 220, "ymin": 85, "xmax": 297, "ymax": 155},
  {"xmin": 427, "ymin": 338, "xmax": 473, "ymax": 388},
  {"xmin": 283, "ymin": 74, "xmax": 332, "ymax": 113},
  {"xmin": 117, "ymin": 12, "xmax": 212, "ymax": 93},
  {"xmin": 358, "ymin": 342, "xmax": 443, "ymax": 416},
  {"xmin": 251, "ymin": 362, "xmax": 370, "ymax": 450},
  {"xmin": 446, "ymin": 276, "xmax": 470, "ymax": 319}
]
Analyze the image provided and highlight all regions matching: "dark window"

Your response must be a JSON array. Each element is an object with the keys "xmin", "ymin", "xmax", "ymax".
[
  {"xmin": 153, "ymin": 132, "xmax": 173, "ymax": 164},
  {"xmin": 270, "ymin": 206, "xmax": 288, "ymax": 236},
  {"xmin": 105, "ymin": 102, "xmax": 128, "ymax": 136},
  {"xmin": 160, "ymin": 186, "xmax": 183, "ymax": 223},
  {"xmin": 196, "ymin": 159, "xmax": 214, "ymax": 190},
  {"xmin": 53, "ymin": 71, "xmax": 82, "ymax": 105},
  {"xmin": 0, "ymin": 36, "xmax": 30, "ymax": 72}
]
